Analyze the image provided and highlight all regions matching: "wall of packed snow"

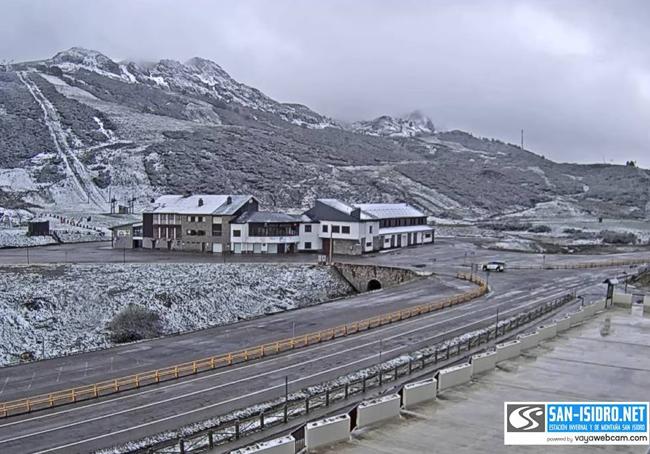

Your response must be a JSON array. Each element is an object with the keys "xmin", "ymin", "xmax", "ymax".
[{"xmin": 0, "ymin": 263, "xmax": 354, "ymax": 365}]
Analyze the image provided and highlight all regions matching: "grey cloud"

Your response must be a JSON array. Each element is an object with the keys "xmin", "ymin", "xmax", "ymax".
[{"xmin": 1, "ymin": 0, "xmax": 649, "ymax": 166}]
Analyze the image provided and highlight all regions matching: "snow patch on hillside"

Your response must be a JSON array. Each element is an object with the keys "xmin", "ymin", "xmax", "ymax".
[{"xmin": 0, "ymin": 263, "xmax": 354, "ymax": 365}]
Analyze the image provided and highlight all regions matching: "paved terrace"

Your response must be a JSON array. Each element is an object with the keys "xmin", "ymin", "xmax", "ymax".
[{"xmin": 320, "ymin": 306, "xmax": 650, "ymax": 454}]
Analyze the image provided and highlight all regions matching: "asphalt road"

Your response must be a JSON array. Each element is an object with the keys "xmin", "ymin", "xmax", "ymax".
[{"xmin": 0, "ymin": 240, "xmax": 646, "ymax": 453}]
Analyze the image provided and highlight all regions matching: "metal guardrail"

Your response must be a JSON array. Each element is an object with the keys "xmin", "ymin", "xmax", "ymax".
[
  {"xmin": 0, "ymin": 273, "xmax": 487, "ymax": 418},
  {"xmin": 510, "ymin": 258, "xmax": 649, "ymax": 270},
  {"xmin": 125, "ymin": 291, "xmax": 576, "ymax": 454}
]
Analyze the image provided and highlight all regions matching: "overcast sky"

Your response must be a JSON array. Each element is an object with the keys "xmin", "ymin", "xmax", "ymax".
[{"xmin": 2, "ymin": 0, "xmax": 649, "ymax": 167}]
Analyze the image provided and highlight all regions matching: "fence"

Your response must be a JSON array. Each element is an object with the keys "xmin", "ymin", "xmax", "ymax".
[
  {"xmin": 510, "ymin": 258, "xmax": 649, "ymax": 271},
  {"xmin": 0, "ymin": 273, "xmax": 487, "ymax": 418},
  {"xmin": 128, "ymin": 291, "xmax": 576, "ymax": 454}
]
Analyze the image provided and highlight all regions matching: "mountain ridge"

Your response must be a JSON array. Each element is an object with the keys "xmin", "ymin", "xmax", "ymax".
[{"xmin": 1, "ymin": 47, "xmax": 648, "ymax": 220}]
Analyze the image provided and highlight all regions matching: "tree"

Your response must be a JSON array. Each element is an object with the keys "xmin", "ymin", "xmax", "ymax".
[{"xmin": 626, "ymin": 160, "xmax": 637, "ymax": 167}]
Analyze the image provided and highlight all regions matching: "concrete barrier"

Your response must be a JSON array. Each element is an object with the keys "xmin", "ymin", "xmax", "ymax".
[
  {"xmin": 613, "ymin": 293, "xmax": 633, "ymax": 307},
  {"xmin": 230, "ymin": 436, "xmax": 295, "ymax": 454},
  {"xmin": 402, "ymin": 378, "xmax": 437, "ymax": 409},
  {"xmin": 537, "ymin": 323, "xmax": 557, "ymax": 341},
  {"xmin": 357, "ymin": 394, "xmax": 401, "ymax": 428},
  {"xmin": 569, "ymin": 309, "xmax": 585, "ymax": 325},
  {"xmin": 518, "ymin": 331, "xmax": 541, "ymax": 350},
  {"xmin": 644, "ymin": 295, "xmax": 650, "ymax": 308},
  {"xmin": 555, "ymin": 315, "xmax": 571, "ymax": 333},
  {"xmin": 582, "ymin": 303, "xmax": 598, "ymax": 317},
  {"xmin": 471, "ymin": 350, "xmax": 497, "ymax": 375},
  {"xmin": 437, "ymin": 362, "xmax": 473, "ymax": 391},
  {"xmin": 496, "ymin": 339, "xmax": 521, "ymax": 363},
  {"xmin": 305, "ymin": 414, "xmax": 350, "ymax": 450}
]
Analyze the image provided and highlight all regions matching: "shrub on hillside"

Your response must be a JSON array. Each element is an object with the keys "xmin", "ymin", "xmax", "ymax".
[
  {"xmin": 599, "ymin": 230, "xmax": 639, "ymax": 245},
  {"xmin": 528, "ymin": 224, "xmax": 552, "ymax": 233},
  {"xmin": 107, "ymin": 305, "xmax": 163, "ymax": 344},
  {"xmin": 483, "ymin": 221, "xmax": 533, "ymax": 232}
]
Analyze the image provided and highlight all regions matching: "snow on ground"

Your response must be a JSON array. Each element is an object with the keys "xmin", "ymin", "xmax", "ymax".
[
  {"xmin": 0, "ymin": 228, "xmax": 57, "ymax": 248},
  {"xmin": 0, "ymin": 263, "xmax": 354, "ymax": 365},
  {"xmin": 486, "ymin": 238, "xmax": 542, "ymax": 253}
]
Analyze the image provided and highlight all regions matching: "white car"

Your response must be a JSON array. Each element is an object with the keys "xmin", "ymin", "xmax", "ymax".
[{"xmin": 482, "ymin": 261, "xmax": 506, "ymax": 272}]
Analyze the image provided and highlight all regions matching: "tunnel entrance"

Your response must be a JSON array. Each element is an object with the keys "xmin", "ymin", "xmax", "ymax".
[{"xmin": 367, "ymin": 279, "xmax": 382, "ymax": 291}]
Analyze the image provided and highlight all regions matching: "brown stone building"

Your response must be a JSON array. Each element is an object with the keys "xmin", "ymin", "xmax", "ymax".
[{"xmin": 142, "ymin": 194, "xmax": 258, "ymax": 253}]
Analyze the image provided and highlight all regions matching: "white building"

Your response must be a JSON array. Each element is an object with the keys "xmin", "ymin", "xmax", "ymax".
[
  {"xmin": 303, "ymin": 199, "xmax": 434, "ymax": 255},
  {"xmin": 230, "ymin": 211, "xmax": 304, "ymax": 254}
]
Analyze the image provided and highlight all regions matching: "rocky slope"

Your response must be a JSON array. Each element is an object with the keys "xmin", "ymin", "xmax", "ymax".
[{"xmin": 1, "ymin": 47, "xmax": 649, "ymax": 219}]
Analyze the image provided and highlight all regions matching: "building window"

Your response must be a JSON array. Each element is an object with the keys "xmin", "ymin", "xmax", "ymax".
[
  {"xmin": 233, "ymin": 229, "xmax": 241, "ymax": 237},
  {"xmin": 249, "ymin": 223, "xmax": 298, "ymax": 237},
  {"xmin": 322, "ymin": 225, "xmax": 328, "ymax": 233},
  {"xmin": 212, "ymin": 224, "xmax": 222, "ymax": 237},
  {"xmin": 425, "ymin": 233, "xmax": 432, "ymax": 238},
  {"xmin": 369, "ymin": 225, "xmax": 373, "ymax": 234},
  {"xmin": 332, "ymin": 225, "xmax": 340, "ymax": 233},
  {"xmin": 304, "ymin": 224, "xmax": 312, "ymax": 233},
  {"xmin": 366, "ymin": 241, "xmax": 372, "ymax": 247},
  {"xmin": 342, "ymin": 226, "xmax": 350, "ymax": 234},
  {"xmin": 186, "ymin": 229, "xmax": 196, "ymax": 235},
  {"xmin": 197, "ymin": 230, "xmax": 206, "ymax": 236},
  {"xmin": 304, "ymin": 242, "xmax": 312, "ymax": 249}
]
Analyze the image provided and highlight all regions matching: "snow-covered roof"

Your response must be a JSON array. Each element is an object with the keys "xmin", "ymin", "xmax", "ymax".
[
  {"xmin": 151, "ymin": 195, "xmax": 254, "ymax": 215},
  {"xmin": 315, "ymin": 199, "xmax": 425, "ymax": 221},
  {"xmin": 233, "ymin": 211, "xmax": 301, "ymax": 224},
  {"xmin": 109, "ymin": 221, "xmax": 142, "ymax": 230},
  {"xmin": 354, "ymin": 203, "xmax": 425, "ymax": 219},
  {"xmin": 317, "ymin": 199, "xmax": 357, "ymax": 215}
]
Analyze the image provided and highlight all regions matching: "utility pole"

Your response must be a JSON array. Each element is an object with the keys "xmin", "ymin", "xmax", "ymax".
[
  {"xmin": 123, "ymin": 247, "xmax": 126, "ymax": 264},
  {"xmin": 521, "ymin": 129, "xmax": 524, "ymax": 150},
  {"xmin": 26, "ymin": 246, "xmax": 30, "ymax": 265},
  {"xmin": 495, "ymin": 308, "xmax": 500, "ymax": 340},
  {"xmin": 328, "ymin": 227, "xmax": 333, "ymax": 265},
  {"xmin": 378, "ymin": 338, "xmax": 383, "ymax": 364},
  {"xmin": 285, "ymin": 375, "xmax": 289, "ymax": 405}
]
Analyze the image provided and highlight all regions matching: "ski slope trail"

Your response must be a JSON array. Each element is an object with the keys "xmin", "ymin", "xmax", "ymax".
[{"xmin": 17, "ymin": 71, "xmax": 106, "ymax": 209}]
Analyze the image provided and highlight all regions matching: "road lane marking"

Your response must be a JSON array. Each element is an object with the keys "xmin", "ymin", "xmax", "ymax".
[
  {"xmin": 0, "ymin": 284, "xmax": 596, "ymax": 447},
  {"xmin": 0, "ymin": 378, "xmax": 9, "ymax": 396},
  {"xmin": 26, "ymin": 373, "xmax": 35, "ymax": 391}
]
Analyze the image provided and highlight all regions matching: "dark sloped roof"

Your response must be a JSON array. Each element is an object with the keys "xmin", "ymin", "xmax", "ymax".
[{"xmin": 233, "ymin": 211, "xmax": 302, "ymax": 224}]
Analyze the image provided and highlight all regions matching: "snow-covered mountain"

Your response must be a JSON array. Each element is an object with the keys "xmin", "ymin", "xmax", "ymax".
[
  {"xmin": 1, "ymin": 47, "xmax": 649, "ymax": 220},
  {"xmin": 37, "ymin": 48, "xmax": 339, "ymax": 128},
  {"xmin": 351, "ymin": 111, "xmax": 435, "ymax": 137}
]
